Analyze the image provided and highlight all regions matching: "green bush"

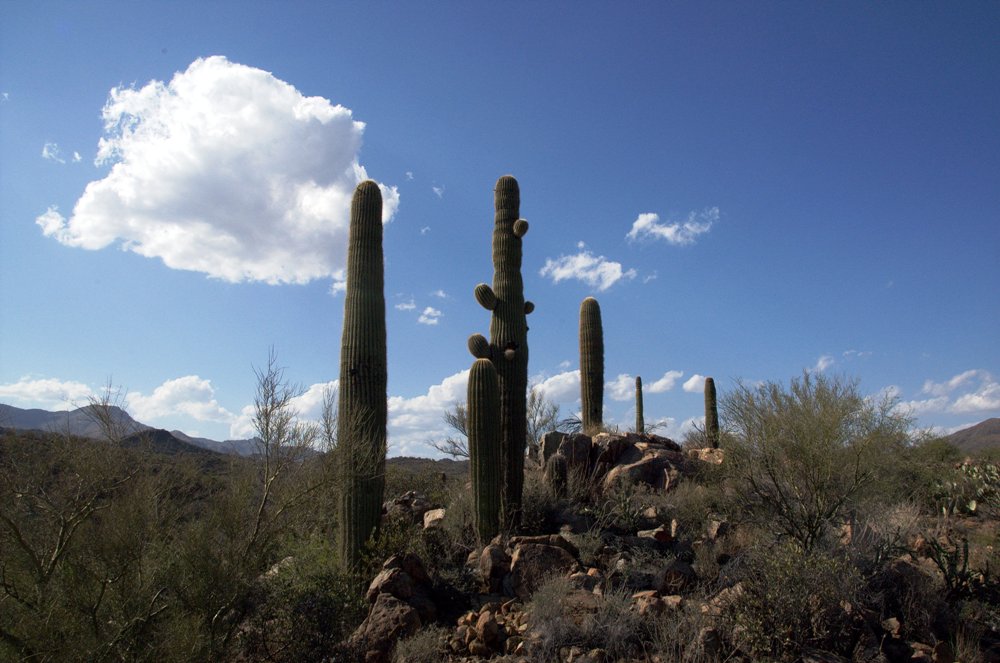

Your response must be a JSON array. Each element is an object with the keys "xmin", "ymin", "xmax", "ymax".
[
  {"xmin": 725, "ymin": 540, "xmax": 861, "ymax": 659},
  {"xmin": 722, "ymin": 372, "xmax": 912, "ymax": 552}
]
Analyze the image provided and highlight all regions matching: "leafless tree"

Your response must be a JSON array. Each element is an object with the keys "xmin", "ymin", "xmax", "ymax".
[{"xmin": 431, "ymin": 387, "xmax": 559, "ymax": 460}]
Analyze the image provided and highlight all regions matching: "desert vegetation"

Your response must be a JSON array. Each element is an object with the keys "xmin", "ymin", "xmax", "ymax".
[{"xmin": 3, "ymin": 176, "xmax": 999, "ymax": 662}]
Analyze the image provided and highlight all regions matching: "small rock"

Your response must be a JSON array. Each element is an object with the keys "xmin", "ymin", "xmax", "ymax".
[
  {"xmin": 638, "ymin": 524, "xmax": 674, "ymax": 544},
  {"xmin": 475, "ymin": 610, "xmax": 500, "ymax": 647},
  {"xmin": 468, "ymin": 638, "xmax": 492, "ymax": 656},
  {"xmin": 423, "ymin": 507, "xmax": 446, "ymax": 529}
]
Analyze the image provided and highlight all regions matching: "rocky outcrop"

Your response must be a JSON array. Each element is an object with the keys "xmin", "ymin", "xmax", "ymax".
[{"xmin": 349, "ymin": 554, "xmax": 437, "ymax": 662}]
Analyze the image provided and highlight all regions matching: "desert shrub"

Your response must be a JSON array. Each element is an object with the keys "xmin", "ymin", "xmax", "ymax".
[
  {"xmin": 526, "ymin": 575, "xmax": 653, "ymax": 661},
  {"xmin": 520, "ymin": 467, "xmax": 564, "ymax": 535},
  {"xmin": 844, "ymin": 500, "xmax": 922, "ymax": 574},
  {"xmin": 724, "ymin": 540, "xmax": 862, "ymax": 659},
  {"xmin": 651, "ymin": 600, "xmax": 725, "ymax": 663},
  {"xmin": 392, "ymin": 625, "xmax": 449, "ymax": 662},
  {"xmin": 235, "ymin": 538, "xmax": 368, "ymax": 662},
  {"xmin": 722, "ymin": 372, "xmax": 912, "ymax": 552}
]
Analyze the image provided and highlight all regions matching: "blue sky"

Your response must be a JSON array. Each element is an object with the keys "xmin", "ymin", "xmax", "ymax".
[{"xmin": 1, "ymin": 2, "xmax": 998, "ymax": 455}]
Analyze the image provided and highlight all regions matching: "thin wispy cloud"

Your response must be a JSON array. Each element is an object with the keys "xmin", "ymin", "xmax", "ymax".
[
  {"xmin": 432, "ymin": 186, "xmax": 444, "ymax": 199},
  {"xmin": 431, "ymin": 289, "xmax": 448, "ymax": 299},
  {"xmin": 394, "ymin": 298, "xmax": 417, "ymax": 311},
  {"xmin": 626, "ymin": 208, "xmax": 719, "ymax": 245},
  {"xmin": 900, "ymin": 369, "xmax": 1000, "ymax": 416},
  {"xmin": 539, "ymin": 241, "xmax": 636, "ymax": 291},
  {"xmin": 41, "ymin": 142, "xmax": 65, "ymax": 163},
  {"xmin": 420, "ymin": 226, "xmax": 431, "ymax": 235},
  {"xmin": 811, "ymin": 355, "xmax": 835, "ymax": 373},
  {"xmin": 36, "ymin": 56, "xmax": 399, "ymax": 288}
]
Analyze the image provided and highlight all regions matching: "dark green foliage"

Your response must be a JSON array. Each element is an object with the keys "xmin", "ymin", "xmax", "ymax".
[
  {"xmin": 337, "ymin": 180, "xmax": 388, "ymax": 569},
  {"xmin": 472, "ymin": 175, "xmax": 533, "ymax": 525},
  {"xmin": 704, "ymin": 376, "xmax": 720, "ymax": 449},
  {"xmin": 579, "ymin": 297, "xmax": 604, "ymax": 433},
  {"xmin": 468, "ymin": 357, "xmax": 502, "ymax": 542},
  {"xmin": 635, "ymin": 375, "xmax": 644, "ymax": 435}
]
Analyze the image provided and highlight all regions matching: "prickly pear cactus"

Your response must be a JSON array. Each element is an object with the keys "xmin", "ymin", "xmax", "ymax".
[
  {"xmin": 635, "ymin": 375, "xmax": 644, "ymax": 435},
  {"xmin": 579, "ymin": 297, "xmax": 604, "ymax": 433},
  {"xmin": 470, "ymin": 175, "xmax": 533, "ymax": 525},
  {"xmin": 337, "ymin": 180, "xmax": 387, "ymax": 569},
  {"xmin": 704, "ymin": 376, "xmax": 720, "ymax": 449},
  {"xmin": 468, "ymin": 356, "xmax": 501, "ymax": 542}
]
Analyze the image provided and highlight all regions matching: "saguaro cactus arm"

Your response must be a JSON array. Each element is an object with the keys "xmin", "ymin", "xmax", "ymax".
[
  {"xmin": 468, "ymin": 358, "xmax": 502, "ymax": 542},
  {"xmin": 475, "ymin": 283, "xmax": 497, "ymax": 311}
]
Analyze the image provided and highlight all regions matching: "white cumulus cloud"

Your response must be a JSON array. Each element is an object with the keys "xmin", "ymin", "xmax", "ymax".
[
  {"xmin": 626, "ymin": 208, "xmax": 718, "ymax": 245},
  {"xmin": 608, "ymin": 370, "xmax": 683, "ymax": 401},
  {"xmin": 539, "ymin": 243, "xmax": 636, "ymax": 291},
  {"xmin": 388, "ymin": 369, "xmax": 469, "ymax": 456},
  {"xmin": 647, "ymin": 370, "xmax": 684, "ymax": 393},
  {"xmin": 36, "ymin": 56, "xmax": 398, "ymax": 287},
  {"xmin": 532, "ymin": 370, "xmax": 580, "ymax": 404},
  {"xmin": 418, "ymin": 306, "xmax": 442, "ymax": 325},
  {"xmin": 0, "ymin": 377, "xmax": 94, "ymax": 410},
  {"xmin": 682, "ymin": 374, "xmax": 706, "ymax": 393},
  {"xmin": 127, "ymin": 376, "xmax": 234, "ymax": 424}
]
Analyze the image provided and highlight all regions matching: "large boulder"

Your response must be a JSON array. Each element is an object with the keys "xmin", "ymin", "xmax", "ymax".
[
  {"xmin": 510, "ymin": 542, "xmax": 579, "ymax": 599},
  {"xmin": 602, "ymin": 450, "xmax": 686, "ymax": 492},
  {"xmin": 349, "ymin": 593, "xmax": 421, "ymax": 662}
]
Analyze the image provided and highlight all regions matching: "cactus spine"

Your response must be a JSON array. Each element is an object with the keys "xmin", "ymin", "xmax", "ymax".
[
  {"xmin": 337, "ymin": 181, "xmax": 387, "ymax": 569},
  {"xmin": 704, "ymin": 376, "xmax": 720, "ymax": 449},
  {"xmin": 635, "ymin": 375, "xmax": 644, "ymax": 435},
  {"xmin": 470, "ymin": 175, "xmax": 533, "ymax": 525},
  {"xmin": 579, "ymin": 297, "xmax": 604, "ymax": 433},
  {"xmin": 468, "ymin": 357, "xmax": 502, "ymax": 542}
]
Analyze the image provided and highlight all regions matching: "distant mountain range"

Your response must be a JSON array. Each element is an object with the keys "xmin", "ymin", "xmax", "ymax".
[
  {"xmin": 0, "ymin": 403, "xmax": 259, "ymax": 456},
  {"xmin": 944, "ymin": 418, "xmax": 1000, "ymax": 454}
]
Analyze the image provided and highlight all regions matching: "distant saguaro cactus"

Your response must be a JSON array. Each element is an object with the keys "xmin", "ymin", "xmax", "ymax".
[
  {"xmin": 470, "ymin": 175, "xmax": 534, "ymax": 525},
  {"xmin": 635, "ymin": 376, "xmax": 644, "ymax": 435},
  {"xmin": 337, "ymin": 181, "xmax": 387, "ymax": 569},
  {"xmin": 579, "ymin": 297, "xmax": 604, "ymax": 433},
  {"xmin": 705, "ymin": 376, "xmax": 720, "ymax": 449},
  {"xmin": 544, "ymin": 453, "xmax": 569, "ymax": 499},
  {"xmin": 468, "ymin": 356, "xmax": 501, "ymax": 542}
]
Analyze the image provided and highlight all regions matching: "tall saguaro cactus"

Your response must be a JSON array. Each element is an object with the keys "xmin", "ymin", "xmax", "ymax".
[
  {"xmin": 579, "ymin": 297, "xmax": 604, "ymax": 433},
  {"xmin": 337, "ymin": 180, "xmax": 388, "ymax": 569},
  {"xmin": 635, "ymin": 375, "xmax": 644, "ymax": 435},
  {"xmin": 469, "ymin": 175, "xmax": 533, "ymax": 525},
  {"xmin": 704, "ymin": 376, "xmax": 720, "ymax": 449},
  {"xmin": 468, "ymin": 357, "xmax": 501, "ymax": 542}
]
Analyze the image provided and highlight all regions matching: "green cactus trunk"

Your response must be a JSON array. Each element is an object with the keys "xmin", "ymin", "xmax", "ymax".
[
  {"xmin": 544, "ymin": 453, "xmax": 569, "ymax": 498},
  {"xmin": 579, "ymin": 297, "xmax": 604, "ymax": 434},
  {"xmin": 337, "ymin": 180, "xmax": 387, "ymax": 569},
  {"xmin": 704, "ymin": 376, "xmax": 720, "ymax": 449},
  {"xmin": 468, "ymin": 357, "xmax": 502, "ymax": 542},
  {"xmin": 635, "ymin": 376, "xmax": 644, "ymax": 435},
  {"xmin": 471, "ymin": 175, "xmax": 533, "ymax": 527}
]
